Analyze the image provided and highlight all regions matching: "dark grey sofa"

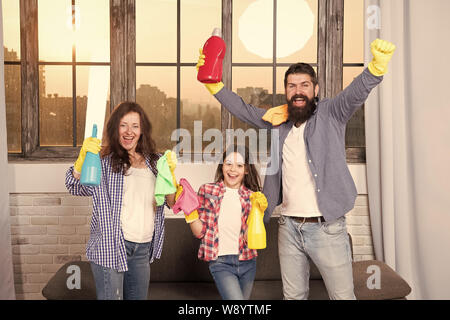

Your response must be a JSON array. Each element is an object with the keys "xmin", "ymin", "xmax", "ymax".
[{"xmin": 42, "ymin": 217, "xmax": 411, "ymax": 300}]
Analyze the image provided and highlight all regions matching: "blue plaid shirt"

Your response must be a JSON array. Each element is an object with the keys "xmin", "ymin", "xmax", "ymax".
[{"xmin": 65, "ymin": 153, "xmax": 165, "ymax": 272}]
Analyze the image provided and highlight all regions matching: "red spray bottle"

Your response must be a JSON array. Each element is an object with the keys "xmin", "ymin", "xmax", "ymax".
[{"xmin": 197, "ymin": 28, "xmax": 226, "ymax": 83}]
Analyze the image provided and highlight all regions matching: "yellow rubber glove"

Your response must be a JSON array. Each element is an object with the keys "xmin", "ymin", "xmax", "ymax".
[
  {"xmin": 174, "ymin": 184, "xmax": 200, "ymax": 223},
  {"xmin": 196, "ymin": 48, "xmax": 224, "ymax": 95},
  {"xmin": 74, "ymin": 137, "xmax": 102, "ymax": 173},
  {"xmin": 165, "ymin": 150, "xmax": 178, "ymax": 188},
  {"xmin": 368, "ymin": 39, "xmax": 396, "ymax": 77},
  {"xmin": 185, "ymin": 210, "xmax": 199, "ymax": 224}
]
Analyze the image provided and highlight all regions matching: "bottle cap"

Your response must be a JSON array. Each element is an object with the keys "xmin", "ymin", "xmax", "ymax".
[{"xmin": 212, "ymin": 28, "xmax": 222, "ymax": 37}]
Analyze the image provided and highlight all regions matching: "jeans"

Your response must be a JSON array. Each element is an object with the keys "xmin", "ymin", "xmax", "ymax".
[
  {"xmin": 278, "ymin": 215, "xmax": 356, "ymax": 300},
  {"xmin": 90, "ymin": 240, "xmax": 151, "ymax": 300},
  {"xmin": 208, "ymin": 255, "xmax": 257, "ymax": 300}
]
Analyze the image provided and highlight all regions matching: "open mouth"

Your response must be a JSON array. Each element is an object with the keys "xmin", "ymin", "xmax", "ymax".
[
  {"xmin": 291, "ymin": 95, "xmax": 307, "ymax": 107},
  {"xmin": 121, "ymin": 136, "xmax": 135, "ymax": 146}
]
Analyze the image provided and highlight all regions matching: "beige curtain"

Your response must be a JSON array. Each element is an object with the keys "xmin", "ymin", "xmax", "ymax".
[
  {"xmin": 365, "ymin": 0, "xmax": 450, "ymax": 299},
  {"xmin": 0, "ymin": 1, "xmax": 16, "ymax": 300}
]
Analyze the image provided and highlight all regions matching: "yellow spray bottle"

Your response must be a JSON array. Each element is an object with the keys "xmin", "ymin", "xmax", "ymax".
[{"xmin": 247, "ymin": 192, "xmax": 268, "ymax": 249}]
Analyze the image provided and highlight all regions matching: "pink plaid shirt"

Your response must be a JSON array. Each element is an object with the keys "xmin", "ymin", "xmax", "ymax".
[{"xmin": 196, "ymin": 181, "xmax": 257, "ymax": 262}]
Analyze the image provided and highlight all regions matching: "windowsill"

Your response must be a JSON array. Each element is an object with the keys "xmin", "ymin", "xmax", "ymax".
[{"xmin": 7, "ymin": 162, "xmax": 368, "ymax": 195}]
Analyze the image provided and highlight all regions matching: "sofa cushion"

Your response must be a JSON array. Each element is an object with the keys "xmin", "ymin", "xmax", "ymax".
[
  {"xmin": 352, "ymin": 260, "xmax": 412, "ymax": 300},
  {"xmin": 150, "ymin": 218, "xmax": 212, "ymax": 282},
  {"xmin": 42, "ymin": 261, "xmax": 96, "ymax": 300}
]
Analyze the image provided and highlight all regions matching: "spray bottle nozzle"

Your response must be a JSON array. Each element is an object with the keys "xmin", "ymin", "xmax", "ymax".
[
  {"xmin": 92, "ymin": 124, "xmax": 97, "ymax": 138},
  {"xmin": 212, "ymin": 28, "xmax": 222, "ymax": 37}
]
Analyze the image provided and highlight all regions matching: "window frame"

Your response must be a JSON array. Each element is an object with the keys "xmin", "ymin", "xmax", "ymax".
[{"xmin": 7, "ymin": 0, "xmax": 365, "ymax": 163}]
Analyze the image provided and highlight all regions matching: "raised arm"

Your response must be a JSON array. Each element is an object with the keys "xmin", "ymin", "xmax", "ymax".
[
  {"xmin": 196, "ymin": 49, "xmax": 272, "ymax": 129},
  {"xmin": 327, "ymin": 39, "xmax": 396, "ymax": 124}
]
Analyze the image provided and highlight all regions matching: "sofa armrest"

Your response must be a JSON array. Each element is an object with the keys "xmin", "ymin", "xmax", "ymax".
[
  {"xmin": 352, "ymin": 260, "xmax": 412, "ymax": 300},
  {"xmin": 42, "ymin": 261, "xmax": 96, "ymax": 300}
]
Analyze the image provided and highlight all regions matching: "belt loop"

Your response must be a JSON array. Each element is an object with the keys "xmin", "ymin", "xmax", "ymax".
[{"xmin": 318, "ymin": 217, "xmax": 322, "ymax": 226}]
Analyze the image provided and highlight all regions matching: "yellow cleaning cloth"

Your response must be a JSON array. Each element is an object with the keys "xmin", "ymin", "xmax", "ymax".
[{"xmin": 262, "ymin": 104, "xmax": 289, "ymax": 126}]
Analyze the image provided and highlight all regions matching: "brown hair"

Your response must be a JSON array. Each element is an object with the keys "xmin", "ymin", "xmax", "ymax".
[
  {"xmin": 284, "ymin": 62, "xmax": 318, "ymax": 88},
  {"xmin": 214, "ymin": 145, "xmax": 261, "ymax": 192},
  {"xmin": 101, "ymin": 101, "xmax": 158, "ymax": 174}
]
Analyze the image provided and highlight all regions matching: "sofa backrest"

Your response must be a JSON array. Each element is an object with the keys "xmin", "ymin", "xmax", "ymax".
[{"xmin": 150, "ymin": 217, "xmax": 329, "ymax": 282}]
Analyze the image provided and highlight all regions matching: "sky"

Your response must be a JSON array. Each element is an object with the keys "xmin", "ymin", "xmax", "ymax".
[{"xmin": 2, "ymin": 0, "xmax": 363, "ymax": 102}]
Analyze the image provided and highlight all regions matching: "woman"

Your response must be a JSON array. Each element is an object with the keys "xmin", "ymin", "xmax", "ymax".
[{"xmin": 65, "ymin": 101, "xmax": 175, "ymax": 300}]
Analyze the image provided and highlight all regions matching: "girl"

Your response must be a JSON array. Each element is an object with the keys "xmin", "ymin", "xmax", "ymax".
[
  {"xmin": 65, "ymin": 101, "xmax": 175, "ymax": 300},
  {"xmin": 187, "ymin": 145, "xmax": 262, "ymax": 300}
]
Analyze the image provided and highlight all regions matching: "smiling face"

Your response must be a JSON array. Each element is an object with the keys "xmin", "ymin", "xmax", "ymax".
[
  {"xmin": 222, "ymin": 152, "xmax": 247, "ymax": 189},
  {"xmin": 118, "ymin": 111, "xmax": 141, "ymax": 153},
  {"xmin": 285, "ymin": 73, "xmax": 318, "ymax": 107},
  {"xmin": 285, "ymin": 73, "xmax": 319, "ymax": 125}
]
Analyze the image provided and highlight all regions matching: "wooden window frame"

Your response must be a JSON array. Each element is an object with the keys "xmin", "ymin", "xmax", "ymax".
[{"xmin": 8, "ymin": 0, "xmax": 365, "ymax": 163}]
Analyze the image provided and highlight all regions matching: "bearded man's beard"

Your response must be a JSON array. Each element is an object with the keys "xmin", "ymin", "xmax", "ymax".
[{"xmin": 287, "ymin": 94, "xmax": 317, "ymax": 125}]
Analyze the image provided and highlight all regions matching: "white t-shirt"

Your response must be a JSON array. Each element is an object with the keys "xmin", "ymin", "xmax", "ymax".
[
  {"xmin": 281, "ymin": 122, "xmax": 323, "ymax": 217},
  {"xmin": 217, "ymin": 187, "xmax": 242, "ymax": 256},
  {"xmin": 120, "ymin": 167, "xmax": 156, "ymax": 243}
]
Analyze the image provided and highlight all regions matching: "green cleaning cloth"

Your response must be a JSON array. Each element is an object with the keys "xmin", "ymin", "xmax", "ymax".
[{"xmin": 154, "ymin": 151, "xmax": 177, "ymax": 206}]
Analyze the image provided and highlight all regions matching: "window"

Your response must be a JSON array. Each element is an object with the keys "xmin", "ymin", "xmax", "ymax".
[
  {"xmin": 4, "ymin": 0, "xmax": 365, "ymax": 162},
  {"xmin": 344, "ymin": 0, "xmax": 365, "ymax": 162},
  {"xmin": 5, "ymin": 0, "xmax": 110, "ymax": 159},
  {"xmin": 3, "ymin": 0, "xmax": 21, "ymax": 153},
  {"xmin": 136, "ymin": 0, "xmax": 222, "ymax": 153},
  {"xmin": 38, "ymin": 0, "xmax": 110, "ymax": 148}
]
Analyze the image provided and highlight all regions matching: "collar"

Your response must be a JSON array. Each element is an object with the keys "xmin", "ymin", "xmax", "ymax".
[{"xmin": 217, "ymin": 180, "xmax": 251, "ymax": 198}]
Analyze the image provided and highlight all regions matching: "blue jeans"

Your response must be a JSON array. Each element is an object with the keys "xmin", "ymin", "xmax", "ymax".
[
  {"xmin": 90, "ymin": 240, "xmax": 151, "ymax": 300},
  {"xmin": 208, "ymin": 255, "xmax": 257, "ymax": 300},
  {"xmin": 278, "ymin": 215, "xmax": 356, "ymax": 300}
]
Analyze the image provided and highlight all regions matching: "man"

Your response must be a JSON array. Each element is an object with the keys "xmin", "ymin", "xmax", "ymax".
[{"xmin": 196, "ymin": 39, "xmax": 396, "ymax": 300}]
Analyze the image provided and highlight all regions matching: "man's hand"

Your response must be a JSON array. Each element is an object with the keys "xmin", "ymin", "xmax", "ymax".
[
  {"xmin": 196, "ymin": 48, "xmax": 224, "ymax": 95},
  {"xmin": 368, "ymin": 39, "xmax": 396, "ymax": 77}
]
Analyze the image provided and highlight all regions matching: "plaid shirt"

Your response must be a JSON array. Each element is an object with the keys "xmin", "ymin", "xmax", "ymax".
[
  {"xmin": 65, "ymin": 153, "xmax": 165, "ymax": 272},
  {"xmin": 196, "ymin": 181, "xmax": 257, "ymax": 261}
]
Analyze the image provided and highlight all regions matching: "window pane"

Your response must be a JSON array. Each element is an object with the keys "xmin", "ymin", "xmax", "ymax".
[
  {"xmin": 277, "ymin": 0, "xmax": 318, "ymax": 64},
  {"xmin": 136, "ymin": 0, "xmax": 177, "ymax": 63},
  {"xmin": 5, "ymin": 65, "xmax": 21, "ymax": 153},
  {"xmin": 344, "ymin": 0, "xmax": 364, "ymax": 63},
  {"xmin": 76, "ymin": 66, "xmax": 110, "ymax": 146},
  {"xmin": 39, "ymin": 66, "xmax": 73, "ymax": 146},
  {"xmin": 232, "ymin": 67, "xmax": 273, "ymax": 158},
  {"xmin": 181, "ymin": 0, "xmax": 221, "ymax": 63},
  {"xmin": 232, "ymin": 67, "xmax": 271, "ymax": 135},
  {"xmin": 75, "ymin": 0, "xmax": 110, "ymax": 62},
  {"xmin": 38, "ymin": 0, "xmax": 73, "ymax": 62},
  {"xmin": 136, "ymin": 67, "xmax": 177, "ymax": 152},
  {"xmin": 344, "ymin": 67, "xmax": 365, "ymax": 147},
  {"xmin": 180, "ymin": 67, "xmax": 221, "ymax": 153},
  {"xmin": 2, "ymin": 0, "xmax": 21, "ymax": 59},
  {"xmin": 233, "ymin": 0, "xmax": 273, "ymax": 63}
]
